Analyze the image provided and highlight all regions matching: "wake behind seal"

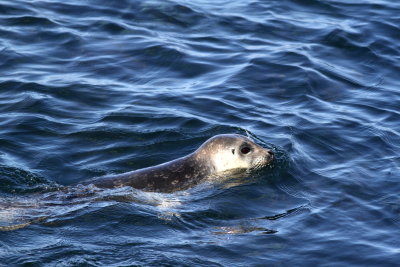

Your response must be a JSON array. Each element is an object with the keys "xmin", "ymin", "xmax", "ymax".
[{"xmin": 80, "ymin": 134, "xmax": 274, "ymax": 193}]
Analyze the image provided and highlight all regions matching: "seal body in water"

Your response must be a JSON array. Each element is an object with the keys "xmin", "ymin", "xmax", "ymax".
[{"xmin": 80, "ymin": 134, "xmax": 274, "ymax": 193}]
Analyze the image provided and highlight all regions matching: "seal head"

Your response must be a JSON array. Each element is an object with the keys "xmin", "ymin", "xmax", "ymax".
[{"xmin": 194, "ymin": 134, "xmax": 273, "ymax": 175}]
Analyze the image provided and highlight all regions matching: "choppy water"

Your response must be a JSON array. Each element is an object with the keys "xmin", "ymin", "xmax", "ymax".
[{"xmin": 1, "ymin": 0, "xmax": 399, "ymax": 266}]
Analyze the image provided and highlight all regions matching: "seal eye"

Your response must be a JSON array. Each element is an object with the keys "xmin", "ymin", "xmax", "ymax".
[
  {"xmin": 232, "ymin": 149, "xmax": 235, "ymax": 155},
  {"xmin": 241, "ymin": 147, "xmax": 251, "ymax": 154}
]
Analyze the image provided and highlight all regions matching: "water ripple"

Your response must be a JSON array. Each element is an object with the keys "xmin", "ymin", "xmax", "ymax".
[{"xmin": 1, "ymin": 0, "xmax": 399, "ymax": 265}]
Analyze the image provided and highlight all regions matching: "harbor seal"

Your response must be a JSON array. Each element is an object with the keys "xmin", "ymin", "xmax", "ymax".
[{"xmin": 80, "ymin": 134, "xmax": 274, "ymax": 193}]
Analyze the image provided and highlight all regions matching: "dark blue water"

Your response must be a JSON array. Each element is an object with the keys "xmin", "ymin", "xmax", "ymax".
[{"xmin": 1, "ymin": 0, "xmax": 399, "ymax": 265}]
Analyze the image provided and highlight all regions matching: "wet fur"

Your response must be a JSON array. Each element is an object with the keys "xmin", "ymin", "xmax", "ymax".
[{"xmin": 80, "ymin": 134, "xmax": 273, "ymax": 193}]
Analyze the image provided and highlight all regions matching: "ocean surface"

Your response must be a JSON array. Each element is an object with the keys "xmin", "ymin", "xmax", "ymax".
[{"xmin": 0, "ymin": 0, "xmax": 399, "ymax": 266}]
